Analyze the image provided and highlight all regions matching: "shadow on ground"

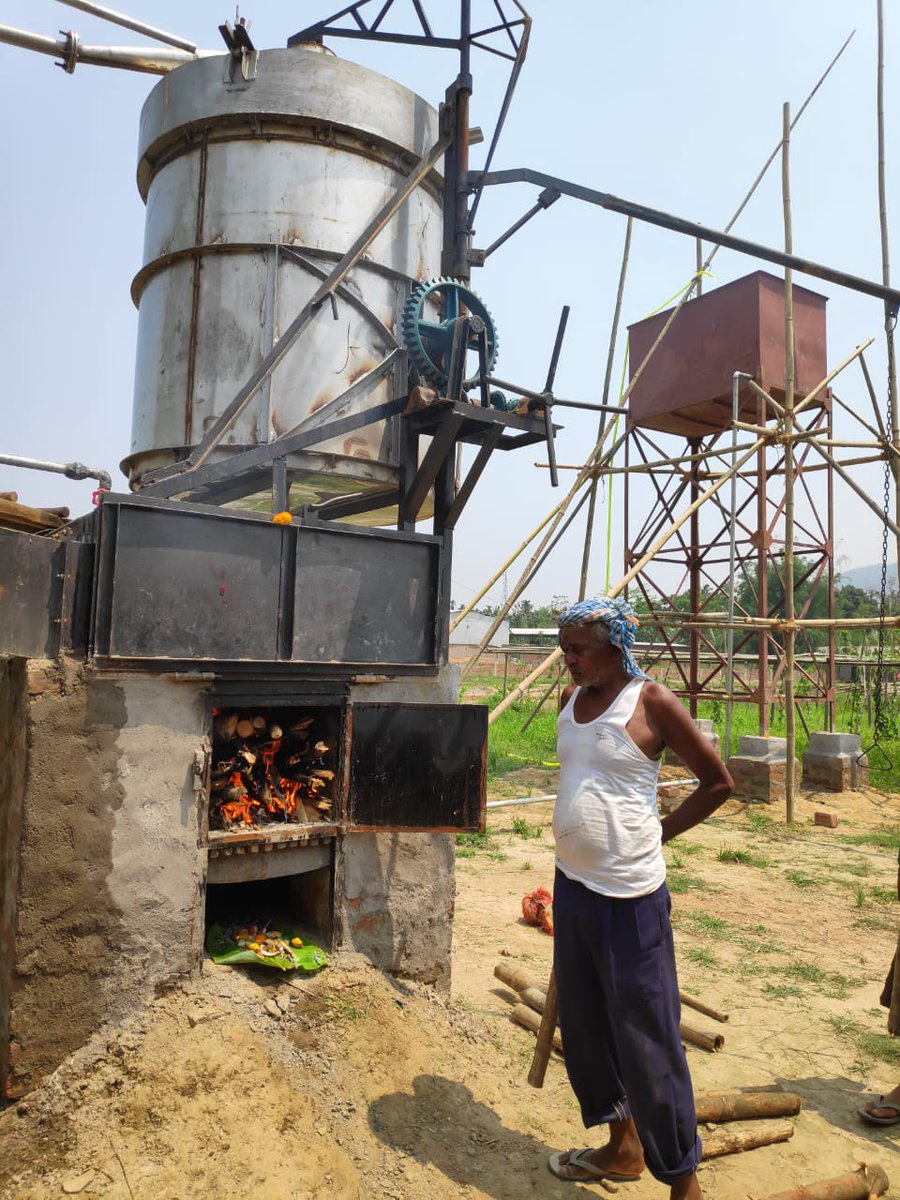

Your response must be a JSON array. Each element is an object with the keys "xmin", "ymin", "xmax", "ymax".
[
  {"xmin": 369, "ymin": 1074, "xmax": 610, "ymax": 1198},
  {"xmin": 778, "ymin": 1074, "xmax": 900, "ymax": 1146}
]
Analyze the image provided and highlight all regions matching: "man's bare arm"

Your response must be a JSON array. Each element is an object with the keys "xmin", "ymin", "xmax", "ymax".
[{"xmin": 643, "ymin": 683, "xmax": 733, "ymax": 844}]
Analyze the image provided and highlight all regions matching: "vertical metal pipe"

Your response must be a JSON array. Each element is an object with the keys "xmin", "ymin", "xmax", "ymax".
[
  {"xmin": 782, "ymin": 101, "xmax": 797, "ymax": 824},
  {"xmin": 757, "ymin": 395, "xmax": 769, "ymax": 736},
  {"xmin": 688, "ymin": 438, "xmax": 701, "ymax": 718},
  {"xmin": 726, "ymin": 372, "xmax": 753, "ymax": 757},
  {"xmin": 826, "ymin": 404, "xmax": 837, "ymax": 731}
]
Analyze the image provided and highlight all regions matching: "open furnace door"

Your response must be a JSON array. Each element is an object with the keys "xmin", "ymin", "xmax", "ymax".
[{"xmin": 346, "ymin": 703, "xmax": 486, "ymax": 832}]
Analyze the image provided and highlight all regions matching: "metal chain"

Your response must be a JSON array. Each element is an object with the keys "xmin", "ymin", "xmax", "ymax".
[{"xmin": 871, "ymin": 308, "xmax": 897, "ymax": 751}]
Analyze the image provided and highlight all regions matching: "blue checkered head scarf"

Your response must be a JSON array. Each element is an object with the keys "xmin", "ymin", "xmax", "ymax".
[{"xmin": 557, "ymin": 597, "xmax": 649, "ymax": 680}]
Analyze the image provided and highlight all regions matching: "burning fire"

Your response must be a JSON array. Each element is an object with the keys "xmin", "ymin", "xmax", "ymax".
[{"xmin": 210, "ymin": 709, "xmax": 334, "ymax": 832}]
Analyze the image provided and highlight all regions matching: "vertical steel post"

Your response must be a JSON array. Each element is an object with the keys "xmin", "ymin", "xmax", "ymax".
[{"xmin": 688, "ymin": 438, "xmax": 701, "ymax": 718}]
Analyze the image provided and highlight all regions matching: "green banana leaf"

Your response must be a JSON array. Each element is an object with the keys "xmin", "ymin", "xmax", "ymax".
[{"xmin": 206, "ymin": 922, "xmax": 328, "ymax": 973}]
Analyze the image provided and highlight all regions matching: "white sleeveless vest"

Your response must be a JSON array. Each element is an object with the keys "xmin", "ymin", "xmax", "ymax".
[{"xmin": 553, "ymin": 679, "xmax": 665, "ymax": 898}]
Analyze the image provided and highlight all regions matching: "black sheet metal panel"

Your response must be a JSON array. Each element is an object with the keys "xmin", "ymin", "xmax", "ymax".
[
  {"xmin": 347, "ymin": 703, "xmax": 486, "ymax": 831},
  {"xmin": 95, "ymin": 499, "xmax": 285, "ymax": 662},
  {"xmin": 0, "ymin": 527, "xmax": 65, "ymax": 658},
  {"xmin": 293, "ymin": 527, "xmax": 439, "ymax": 666}
]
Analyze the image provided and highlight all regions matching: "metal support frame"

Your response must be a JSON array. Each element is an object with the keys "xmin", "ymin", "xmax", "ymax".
[
  {"xmin": 288, "ymin": 0, "xmax": 531, "ymax": 282},
  {"xmin": 469, "ymin": 167, "xmax": 900, "ymax": 308},
  {"xmin": 623, "ymin": 402, "xmax": 836, "ymax": 727}
]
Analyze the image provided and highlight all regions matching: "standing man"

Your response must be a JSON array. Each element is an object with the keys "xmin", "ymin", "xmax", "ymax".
[{"xmin": 547, "ymin": 597, "xmax": 733, "ymax": 1200}]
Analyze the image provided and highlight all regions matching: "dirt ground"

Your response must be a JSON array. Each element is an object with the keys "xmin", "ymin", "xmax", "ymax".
[{"xmin": 1, "ymin": 771, "xmax": 898, "ymax": 1199}]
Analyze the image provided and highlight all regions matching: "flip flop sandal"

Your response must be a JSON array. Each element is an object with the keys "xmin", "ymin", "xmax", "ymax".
[
  {"xmin": 548, "ymin": 1149, "xmax": 643, "ymax": 1183},
  {"xmin": 858, "ymin": 1097, "xmax": 900, "ymax": 1126}
]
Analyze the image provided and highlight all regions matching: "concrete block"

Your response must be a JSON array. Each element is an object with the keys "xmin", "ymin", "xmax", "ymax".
[
  {"xmin": 802, "ymin": 731, "xmax": 868, "ymax": 792},
  {"xmin": 664, "ymin": 718, "xmax": 721, "ymax": 769},
  {"xmin": 814, "ymin": 810, "xmax": 839, "ymax": 828},
  {"xmin": 738, "ymin": 735, "xmax": 788, "ymax": 761}
]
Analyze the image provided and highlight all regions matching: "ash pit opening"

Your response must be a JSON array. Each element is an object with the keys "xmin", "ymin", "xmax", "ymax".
[
  {"xmin": 205, "ymin": 867, "xmax": 334, "ymax": 955},
  {"xmin": 210, "ymin": 704, "xmax": 341, "ymax": 831}
]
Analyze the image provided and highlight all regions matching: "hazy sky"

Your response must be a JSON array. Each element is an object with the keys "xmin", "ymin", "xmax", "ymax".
[{"xmin": 2, "ymin": 2, "xmax": 898, "ymax": 606}]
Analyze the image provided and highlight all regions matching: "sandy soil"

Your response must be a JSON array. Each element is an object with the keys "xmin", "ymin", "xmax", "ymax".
[{"xmin": 1, "ymin": 772, "xmax": 898, "ymax": 1199}]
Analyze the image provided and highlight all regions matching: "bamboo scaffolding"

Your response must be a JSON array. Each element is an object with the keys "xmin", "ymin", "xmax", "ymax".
[
  {"xmin": 877, "ymin": 0, "xmax": 900, "ymax": 588},
  {"xmin": 579, "ymin": 217, "xmax": 633, "ymax": 601},
  {"xmin": 489, "ymin": 435, "xmax": 767, "ymax": 723},
  {"xmin": 783, "ymin": 101, "xmax": 797, "ymax": 823},
  {"xmin": 466, "ymin": 33, "xmax": 856, "ymax": 684}
]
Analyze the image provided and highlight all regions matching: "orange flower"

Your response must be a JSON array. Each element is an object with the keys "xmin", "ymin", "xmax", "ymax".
[{"xmin": 272, "ymin": 511, "xmax": 293, "ymax": 525}]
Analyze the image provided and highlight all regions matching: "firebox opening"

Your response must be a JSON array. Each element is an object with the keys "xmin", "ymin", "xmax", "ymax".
[
  {"xmin": 205, "ymin": 865, "xmax": 334, "ymax": 955},
  {"xmin": 209, "ymin": 703, "xmax": 342, "ymax": 833}
]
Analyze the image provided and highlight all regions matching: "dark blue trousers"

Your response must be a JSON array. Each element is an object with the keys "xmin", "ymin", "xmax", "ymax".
[{"xmin": 553, "ymin": 868, "xmax": 701, "ymax": 1184}]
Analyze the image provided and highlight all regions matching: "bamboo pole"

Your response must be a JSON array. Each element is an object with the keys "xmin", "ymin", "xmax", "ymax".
[
  {"xmin": 460, "ymin": 425, "xmax": 627, "ymax": 680},
  {"xmin": 579, "ymin": 217, "xmax": 633, "ymax": 601},
  {"xmin": 520, "ymin": 663, "xmax": 561, "ymax": 732},
  {"xmin": 545, "ymin": 440, "xmax": 762, "ymax": 473},
  {"xmin": 783, "ymin": 101, "xmax": 797, "ymax": 825},
  {"xmin": 489, "ymin": 435, "xmax": 766, "ymax": 723},
  {"xmin": 877, "ymin": 0, "xmax": 900, "ymax": 590},
  {"xmin": 680, "ymin": 991, "xmax": 729, "ymax": 1022},
  {"xmin": 464, "ymin": 35, "xmax": 854, "ymax": 676},
  {"xmin": 859, "ymin": 349, "xmax": 888, "ymax": 437},
  {"xmin": 829, "ymin": 390, "xmax": 882, "ymax": 439},
  {"xmin": 449, "ymin": 506, "xmax": 558, "ymax": 631}
]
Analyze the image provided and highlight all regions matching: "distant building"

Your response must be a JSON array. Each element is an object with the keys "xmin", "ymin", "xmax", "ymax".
[{"xmin": 449, "ymin": 610, "xmax": 510, "ymax": 646}]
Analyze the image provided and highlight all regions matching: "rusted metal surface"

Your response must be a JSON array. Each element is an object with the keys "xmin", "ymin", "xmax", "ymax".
[
  {"xmin": 627, "ymin": 272, "xmax": 828, "ymax": 436},
  {"xmin": 126, "ymin": 46, "xmax": 442, "ymax": 503}
]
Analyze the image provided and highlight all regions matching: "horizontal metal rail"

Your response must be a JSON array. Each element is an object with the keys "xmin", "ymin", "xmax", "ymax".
[{"xmin": 469, "ymin": 167, "xmax": 900, "ymax": 309}]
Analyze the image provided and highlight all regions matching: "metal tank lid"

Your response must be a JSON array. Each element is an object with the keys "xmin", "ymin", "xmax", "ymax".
[{"xmin": 136, "ymin": 45, "xmax": 441, "ymax": 200}]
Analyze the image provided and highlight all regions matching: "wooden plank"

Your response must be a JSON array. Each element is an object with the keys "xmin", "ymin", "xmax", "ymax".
[{"xmin": 0, "ymin": 497, "xmax": 66, "ymax": 534}]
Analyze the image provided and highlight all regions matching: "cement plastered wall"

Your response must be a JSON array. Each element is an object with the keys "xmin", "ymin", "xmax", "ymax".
[
  {"xmin": 340, "ymin": 669, "xmax": 460, "ymax": 990},
  {"xmin": 2, "ymin": 659, "xmax": 208, "ymax": 1097},
  {"xmin": 0, "ymin": 657, "xmax": 27, "ymax": 1094}
]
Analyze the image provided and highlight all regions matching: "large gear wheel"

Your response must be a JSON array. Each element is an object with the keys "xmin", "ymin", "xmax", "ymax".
[{"xmin": 401, "ymin": 277, "xmax": 499, "ymax": 389}]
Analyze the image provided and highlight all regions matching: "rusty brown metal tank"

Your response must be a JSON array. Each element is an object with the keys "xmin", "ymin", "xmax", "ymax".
[{"xmin": 626, "ymin": 271, "xmax": 828, "ymax": 435}]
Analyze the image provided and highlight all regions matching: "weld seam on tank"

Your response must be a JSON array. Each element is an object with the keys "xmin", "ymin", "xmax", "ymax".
[
  {"xmin": 140, "ymin": 123, "xmax": 442, "ymax": 206},
  {"xmin": 130, "ymin": 242, "xmax": 427, "ymax": 307}
]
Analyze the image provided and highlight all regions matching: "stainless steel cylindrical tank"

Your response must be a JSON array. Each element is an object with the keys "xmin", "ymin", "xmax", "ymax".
[{"xmin": 123, "ymin": 45, "xmax": 442, "ymax": 512}]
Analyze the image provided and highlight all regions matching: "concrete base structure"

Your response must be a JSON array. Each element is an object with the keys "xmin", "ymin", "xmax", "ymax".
[
  {"xmin": 726, "ymin": 735, "xmax": 800, "ymax": 803},
  {"xmin": 0, "ymin": 657, "xmax": 459, "ymax": 1099},
  {"xmin": 664, "ymin": 718, "xmax": 720, "ymax": 769},
  {"xmin": 802, "ymin": 732, "xmax": 868, "ymax": 792}
]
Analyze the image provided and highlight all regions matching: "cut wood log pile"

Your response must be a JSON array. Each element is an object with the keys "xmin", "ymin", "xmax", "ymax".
[
  {"xmin": 494, "ymin": 961, "xmax": 727, "ymax": 1059},
  {"xmin": 492, "ymin": 960, "xmax": 821, "ymax": 1164},
  {"xmin": 210, "ymin": 709, "xmax": 335, "ymax": 830}
]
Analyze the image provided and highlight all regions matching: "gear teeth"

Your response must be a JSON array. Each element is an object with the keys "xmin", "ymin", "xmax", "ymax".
[{"xmin": 399, "ymin": 277, "xmax": 498, "ymax": 388}]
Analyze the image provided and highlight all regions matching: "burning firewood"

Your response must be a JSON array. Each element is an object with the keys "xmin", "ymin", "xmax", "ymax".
[
  {"xmin": 209, "ymin": 708, "xmax": 336, "ymax": 832},
  {"xmin": 214, "ymin": 711, "xmax": 239, "ymax": 741}
]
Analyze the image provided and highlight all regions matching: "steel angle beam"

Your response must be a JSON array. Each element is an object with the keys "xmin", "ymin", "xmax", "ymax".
[
  {"xmin": 143, "ymin": 396, "xmax": 408, "ymax": 501},
  {"xmin": 401, "ymin": 411, "xmax": 466, "ymax": 523},
  {"xmin": 469, "ymin": 168, "xmax": 900, "ymax": 309},
  {"xmin": 442, "ymin": 424, "xmax": 503, "ymax": 530}
]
